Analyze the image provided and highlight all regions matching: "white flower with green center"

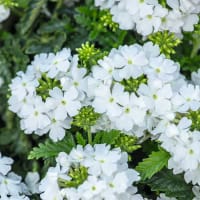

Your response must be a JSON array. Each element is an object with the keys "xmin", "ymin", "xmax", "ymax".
[
  {"xmin": 9, "ymin": 72, "xmax": 38, "ymax": 101},
  {"xmin": 146, "ymin": 55, "xmax": 179, "ymax": 82},
  {"xmin": 172, "ymin": 84, "xmax": 200, "ymax": 112},
  {"xmin": 46, "ymin": 87, "xmax": 81, "ymax": 121},
  {"xmin": 46, "ymin": 48, "xmax": 72, "ymax": 78},
  {"xmin": 92, "ymin": 83, "xmax": 123, "ymax": 117},
  {"xmin": 111, "ymin": 93, "xmax": 147, "ymax": 131},
  {"xmin": 0, "ymin": 153, "xmax": 31, "ymax": 199},
  {"xmin": 20, "ymin": 96, "xmax": 50, "ymax": 134},
  {"xmin": 138, "ymin": 80, "xmax": 173, "ymax": 118}
]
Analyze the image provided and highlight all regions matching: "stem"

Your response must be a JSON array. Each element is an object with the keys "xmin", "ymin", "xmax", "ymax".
[
  {"xmin": 53, "ymin": 0, "xmax": 64, "ymax": 18},
  {"xmin": 191, "ymin": 34, "xmax": 200, "ymax": 58},
  {"xmin": 87, "ymin": 129, "xmax": 92, "ymax": 145}
]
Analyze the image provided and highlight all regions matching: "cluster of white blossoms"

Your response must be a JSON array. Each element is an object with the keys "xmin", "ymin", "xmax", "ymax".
[
  {"xmin": 89, "ymin": 42, "xmax": 183, "ymax": 136},
  {"xmin": 39, "ymin": 144, "xmax": 143, "ymax": 200},
  {"xmin": 9, "ymin": 42, "xmax": 200, "ymax": 188},
  {"xmin": 0, "ymin": 4, "xmax": 10, "ymax": 23},
  {"xmin": 0, "ymin": 152, "xmax": 40, "ymax": 199},
  {"xmin": 94, "ymin": 0, "xmax": 200, "ymax": 36},
  {"xmin": 8, "ymin": 48, "xmax": 88, "ymax": 141}
]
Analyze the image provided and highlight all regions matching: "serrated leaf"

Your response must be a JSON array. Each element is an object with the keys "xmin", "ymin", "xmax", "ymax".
[
  {"xmin": 136, "ymin": 149, "xmax": 170, "ymax": 180},
  {"xmin": 93, "ymin": 130, "xmax": 120, "ymax": 145},
  {"xmin": 20, "ymin": 0, "xmax": 47, "ymax": 34},
  {"xmin": 28, "ymin": 133, "xmax": 75, "ymax": 160},
  {"xmin": 146, "ymin": 169, "xmax": 194, "ymax": 200},
  {"xmin": 76, "ymin": 132, "xmax": 86, "ymax": 146}
]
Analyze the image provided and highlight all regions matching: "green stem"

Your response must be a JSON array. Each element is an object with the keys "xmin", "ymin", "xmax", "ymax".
[
  {"xmin": 191, "ymin": 34, "xmax": 200, "ymax": 58},
  {"xmin": 87, "ymin": 129, "xmax": 92, "ymax": 145},
  {"xmin": 53, "ymin": 0, "xmax": 64, "ymax": 18}
]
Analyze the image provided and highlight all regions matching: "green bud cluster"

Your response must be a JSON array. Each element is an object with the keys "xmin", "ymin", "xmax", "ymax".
[
  {"xmin": 58, "ymin": 166, "xmax": 88, "ymax": 188},
  {"xmin": 186, "ymin": 110, "xmax": 200, "ymax": 131},
  {"xmin": 72, "ymin": 106, "xmax": 100, "ymax": 131},
  {"xmin": 76, "ymin": 42, "xmax": 108, "ymax": 68},
  {"xmin": 100, "ymin": 10, "xmax": 119, "ymax": 32},
  {"xmin": 120, "ymin": 75, "xmax": 147, "ymax": 93},
  {"xmin": 0, "ymin": 0, "xmax": 18, "ymax": 7},
  {"xmin": 36, "ymin": 73, "xmax": 61, "ymax": 100},
  {"xmin": 148, "ymin": 31, "xmax": 181, "ymax": 58},
  {"xmin": 114, "ymin": 135, "xmax": 141, "ymax": 154}
]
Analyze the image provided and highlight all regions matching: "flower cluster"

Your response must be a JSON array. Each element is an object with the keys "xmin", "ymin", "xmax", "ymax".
[
  {"xmin": 8, "ymin": 42, "xmax": 200, "ymax": 188},
  {"xmin": 39, "ymin": 144, "xmax": 143, "ymax": 200},
  {"xmin": 0, "ymin": 4, "xmax": 10, "ymax": 23},
  {"xmin": 89, "ymin": 42, "xmax": 183, "ymax": 136},
  {"xmin": 94, "ymin": 0, "xmax": 200, "ymax": 36},
  {"xmin": 8, "ymin": 48, "xmax": 88, "ymax": 141},
  {"xmin": 0, "ymin": 153, "xmax": 37, "ymax": 200}
]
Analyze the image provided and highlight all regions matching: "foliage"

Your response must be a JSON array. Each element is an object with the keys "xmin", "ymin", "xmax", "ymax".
[
  {"xmin": 136, "ymin": 148, "xmax": 170, "ymax": 180},
  {"xmin": 28, "ymin": 133, "xmax": 75, "ymax": 160},
  {"xmin": 145, "ymin": 169, "xmax": 194, "ymax": 200}
]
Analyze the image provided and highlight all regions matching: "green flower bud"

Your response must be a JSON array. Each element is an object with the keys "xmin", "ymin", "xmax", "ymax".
[
  {"xmin": 76, "ymin": 42, "xmax": 108, "ymax": 69},
  {"xmin": 120, "ymin": 75, "xmax": 147, "ymax": 93},
  {"xmin": 100, "ymin": 10, "xmax": 119, "ymax": 32},
  {"xmin": 148, "ymin": 31, "xmax": 181, "ymax": 58},
  {"xmin": 186, "ymin": 110, "xmax": 200, "ymax": 131},
  {"xmin": 58, "ymin": 166, "xmax": 88, "ymax": 188},
  {"xmin": 72, "ymin": 106, "xmax": 100, "ymax": 131},
  {"xmin": 0, "ymin": 0, "xmax": 18, "ymax": 7},
  {"xmin": 36, "ymin": 73, "xmax": 61, "ymax": 100},
  {"xmin": 114, "ymin": 134, "xmax": 141, "ymax": 155}
]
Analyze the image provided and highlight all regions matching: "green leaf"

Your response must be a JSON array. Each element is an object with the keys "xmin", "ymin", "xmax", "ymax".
[
  {"xmin": 136, "ymin": 149, "xmax": 170, "ymax": 180},
  {"xmin": 28, "ymin": 133, "xmax": 75, "ymax": 160},
  {"xmin": 20, "ymin": 0, "xmax": 47, "ymax": 35},
  {"xmin": 146, "ymin": 169, "xmax": 194, "ymax": 200},
  {"xmin": 75, "ymin": 132, "xmax": 86, "ymax": 146},
  {"xmin": 93, "ymin": 130, "xmax": 121, "ymax": 145}
]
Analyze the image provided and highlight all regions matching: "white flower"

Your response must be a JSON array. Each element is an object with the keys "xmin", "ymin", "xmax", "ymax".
[
  {"xmin": 9, "ymin": 72, "xmax": 38, "ymax": 101},
  {"xmin": 47, "ymin": 87, "xmax": 82, "ymax": 120},
  {"xmin": 20, "ymin": 96, "xmax": 50, "ymax": 133},
  {"xmin": 172, "ymin": 84, "xmax": 200, "ymax": 112},
  {"xmin": 157, "ymin": 193, "xmax": 177, "ymax": 200},
  {"xmin": 92, "ymin": 83, "xmax": 123, "ymax": 117},
  {"xmin": 145, "ymin": 55, "xmax": 179, "ymax": 83},
  {"xmin": 25, "ymin": 172, "xmax": 40, "ymax": 194},
  {"xmin": 138, "ymin": 80, "xmax": 173, "ymax": 117},
  {"xmin": 111, "ymin": 93, "xmax": 147, "ymax": 131},
  {"xmin": 0, "ymin": 153, "xmax": 13, "ymax": 175},
  {"xmin": 192, "ymin": 69, "xmax": 200, "ymax": 86},
  {"xmin": 0, "ymin": 172, "xmax": 25, "ymax": 198},
  {"xmin": 78, "ymin": 176, "xmax": 106, "ymax": 199},
  {"xmin": 36, "ymin": 111, "xmax": 72, "ymax": 141},
  {"xmin": 0, "ymin": 5, "xmax": 10, "ymax": 23},
  {"xmin": 95, "ymin": 0, "xmax": 117, "ymax": 9},
  {"xmin": 116, "ymin": 44, "xmax": 148, "ymax": 80},
  {"xmin": 46, "ymin": 48, "xmax": 72, "ymax": 78},
  {"xmin": 39, "ymin": 167, "xmax": 63, "ymax": 200}
]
